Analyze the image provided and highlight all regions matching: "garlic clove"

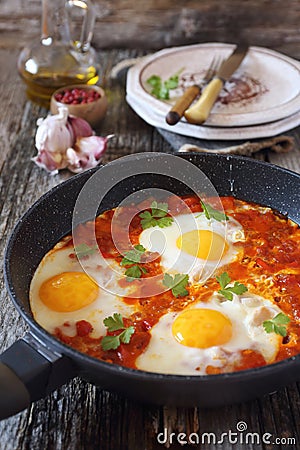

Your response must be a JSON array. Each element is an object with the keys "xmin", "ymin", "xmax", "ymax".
[
  {"xmin": 66, "ymin": 135, "xmax": 112, "ymax": 173},
  {"xmin": 32, "ymin": 150, "xmax": 67, "ymax": 175},
  {"xmin": 35, "ymin": 107, "xmax": 74, "ymax": 153},
  {"xmin": 68, "ymin": 115, "xmax": 94, "ymax": 139}
]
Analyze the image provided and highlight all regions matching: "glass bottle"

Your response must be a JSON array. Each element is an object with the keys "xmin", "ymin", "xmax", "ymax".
[{"xmin": 17, "ymin": 0, "xmax": 99, "ymax": 107}]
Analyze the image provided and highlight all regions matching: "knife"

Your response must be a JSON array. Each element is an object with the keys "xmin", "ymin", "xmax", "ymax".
[{"xmin": 184, "ymin": 44, "xmax": 249, "ymax": 125}]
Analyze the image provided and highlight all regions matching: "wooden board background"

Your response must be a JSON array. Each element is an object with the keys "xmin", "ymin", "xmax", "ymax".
[
  {"xmin": 1, "ymin": 0, "xmax": 300, "ymax": 58},
  {"xmin": 1, "ymin": 1, "xmax": 300, "ymax": 449}
]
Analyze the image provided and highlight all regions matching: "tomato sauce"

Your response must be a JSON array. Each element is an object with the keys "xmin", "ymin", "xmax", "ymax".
[{"xmin": 54, "ymin": 196, "xmax": 300, "ymax": 373}]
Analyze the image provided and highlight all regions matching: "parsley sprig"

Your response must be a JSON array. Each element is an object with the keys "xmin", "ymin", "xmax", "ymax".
[
  {"xmin": 199, "ymin": 201, "xmax": 229, "ymax": 222},
  {"xmin": 120, "ymin": 244, "xmax": 147, "ymax": 281},
  {"xmin": 146, "ymin": 69, "xmax": 183, "ymax": 100},
  {"xmin": 101, "ymin": 313, "xmax": 135, "ymax": 351},
  {"xmin": 163, "ymin": 273, "xmax": 189, "ymax": 298},
  {"xmin": 139, "ymin": 201, "xmax": 173, "ymax": 230},
  {"xmin": 216, "ymin": 272, "xmax": 248, "ymax": 301},
  {"xmin": 74, "ymin": 243, "xmax": 98, "ymax": 259},
  {"xmin": 263, "ymin": 313, "xmax": 290, "ymax": 337}
]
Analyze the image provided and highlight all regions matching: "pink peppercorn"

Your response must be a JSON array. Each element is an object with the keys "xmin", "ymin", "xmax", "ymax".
[{"xmin": 54, "ymin": 87, "xmax": 101, "ymax": 105}]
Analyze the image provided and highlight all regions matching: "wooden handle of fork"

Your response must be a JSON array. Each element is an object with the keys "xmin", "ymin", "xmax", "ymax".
[
  {"xmin": 184, "ymin": 78, "xmax": 223, "ymax": 124},
  {"xmin": 165, "ymin": 85, "xmax": 200, "ymax": 125}
]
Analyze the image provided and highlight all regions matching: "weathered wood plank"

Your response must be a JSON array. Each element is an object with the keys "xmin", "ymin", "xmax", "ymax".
[{"xmin": 1, "ymin": 0, "xmax": 300, "ymax": 58}]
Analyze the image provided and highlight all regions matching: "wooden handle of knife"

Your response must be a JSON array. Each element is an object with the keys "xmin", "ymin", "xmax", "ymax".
[
  {"xmin": 165, "ymin": 85, "xmax": 200, "ymax": 125},
  {"xmin": 184, "ymin": 78, "xmax": 223, "ymax": 124}
]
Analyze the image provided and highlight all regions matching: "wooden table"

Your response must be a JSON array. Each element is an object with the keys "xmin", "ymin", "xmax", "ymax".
[{"xmin": 1, "ymin": 1, "xmax": 300, "ymax": 449}]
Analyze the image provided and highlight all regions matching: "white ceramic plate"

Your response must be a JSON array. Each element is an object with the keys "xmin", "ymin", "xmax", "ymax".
[
  {"xmin": 127, "ymin": 93, "xmax": 300, "ymax": 140},
  {"xmin": 127, "ymin": 43, "xmax": 300, "ymax": 127}
]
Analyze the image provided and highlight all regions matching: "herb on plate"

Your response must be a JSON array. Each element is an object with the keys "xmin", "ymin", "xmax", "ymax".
[
  {"xmin": 120, "ymin": 244, "xmax": 148, "ymax": 281},
  {"xmin": 263, "ymin": 313, "xmax": 290, "ymax": 337},
  {"xmin": 216, "ymin": 272, "xmax": 248, "ymax": 301},
  {"xmin": 139, "ymin": 201, "xmax": 173, "ymax": 230},
  {"xmin": 146, "ymin": 68, "xmax": 183, "ymax": 100},
  {"xmin": 199, "ymin": 201, "xmax": 229, "ymax": 222},
  {"xmin": 101, "ymin": 313, "xmax": 135, "ymax": 351},
  {"xmin": 163, "ymin": 273, "xmax": 189, "ymax": 298}
]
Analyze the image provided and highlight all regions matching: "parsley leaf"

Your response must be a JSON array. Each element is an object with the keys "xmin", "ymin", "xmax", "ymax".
[
  {"xmin": 165, "ymin": 73, "xmax": 180, "ymax": 90},
  {"xmin": 125, "ymin": 264, "xmax": 147, "ymax": 281},
  {"xmin": 120, "ymin": 244, "xmax": 147, "ymax": 281},
  {"xmin": 139, "ymin": 201, "xmax": 173, "ymax": 230},
  {"xmin": 74, "ymin": 243, "xmax": 98, "ymax": 259},
  {"xmin": 216, "ymin": 272, "xmax": 231, "ymax": 289},
  {"xmin": 216, "ymin": 272, "xmax": 248, "ymax": 301},
  {"xmin": 163, "ymin": 273, "xmax": 189, "ymax": 298},
  {"xmin": 101, "ymin": 313, "xmax": 135, "ymax": 350},
  {"xmin": 263, "ymin": 313, "xmax": 290, "ymax": 337},
  {"xmin": 151, "ymin": 201, "xmax": 168, "ymax": 217},
  {"xmin": 100, "ymin": 335, "xmax": 120, "ymax": 350},
  {"xmin": 146, "ymin": 69, "xmax": 183, "ymax": 100},
  {"xmin": 120, "ymin": 326, "xmax": 135, "ymax": 344},
  {"xmin": 147, "ymin": 75, "xmax": 161, "ymax": 88},
  {"xmin": 146, "ymin": 75, "xmax": 168, "ymax": 99},
  {"xmin": 120, "ymin": 244, "xmax": 146, "ymax": 265},
  {"xmin": 103, "ymin": 312, "xmax": 124, "ymax": 331},
  {"xmin": 200, "ymin": 201, "xmax": 229, "ymax": 222},
  {"xmin": 138, "ymin": 211, "xmax": 158, "ymax": 229}
]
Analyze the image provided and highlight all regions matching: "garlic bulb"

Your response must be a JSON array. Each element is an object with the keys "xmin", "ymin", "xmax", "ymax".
[{"xmin": 33, "ymin": 106, "xmax": 110, "ymax": 174}]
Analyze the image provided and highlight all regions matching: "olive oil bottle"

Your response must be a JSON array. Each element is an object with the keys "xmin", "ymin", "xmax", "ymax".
[{"xmin": 18, "ymin": 0, "xmax": 99, "ymax": 108}]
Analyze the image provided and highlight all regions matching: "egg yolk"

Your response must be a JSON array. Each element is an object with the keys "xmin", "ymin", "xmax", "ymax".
[
  {"xmin": 172, "ymin": 308, "xmax": 232, "ymax": 348},
  {"xmin": 39, "ymin": 272, "xmax": 99, "ymax": 312},
  {"xmin": 177, "ymin": 229, "xmax": 228, "ymax": 260}
]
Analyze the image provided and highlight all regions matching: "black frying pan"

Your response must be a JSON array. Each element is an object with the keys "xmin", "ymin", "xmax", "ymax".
[{"xmin": 2, "ymin": 152, "xmax": 300, "ymax": 420}]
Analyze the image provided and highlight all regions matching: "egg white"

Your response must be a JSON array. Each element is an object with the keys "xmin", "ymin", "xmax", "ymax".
[
  {"xmin": 139, "ymin": 212, "xmax": 244, "ymax": 283},
  {"xmin": 135, "ymin": 291, "xmax": 283, "ymax": 375},
  {"xmin": 30, "ymin": 247, "xmax": 135, "ymax": 338}
]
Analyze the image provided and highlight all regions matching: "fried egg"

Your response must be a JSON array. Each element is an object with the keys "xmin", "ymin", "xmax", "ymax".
[
  {"xmin": 139, "ymin": 212, "xmax": 244, "ymax": 283},
  {"xmin": 135, "ymin": 291, "xmax": 283, "ymax": 375},
  {"xmin": 30, "ymin": 246, "xmax": 135, "ymax": 338}
]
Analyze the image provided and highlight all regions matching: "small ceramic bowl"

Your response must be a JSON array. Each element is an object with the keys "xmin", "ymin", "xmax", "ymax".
[{"xmin": 50, "ymin": 85, "xmax": 108, "ymax": 128}]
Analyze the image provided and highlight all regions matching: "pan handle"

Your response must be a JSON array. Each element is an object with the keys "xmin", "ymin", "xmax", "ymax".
[{"xmin": 0, "ymin": 332, "xmax": 75, "ymax": 420}]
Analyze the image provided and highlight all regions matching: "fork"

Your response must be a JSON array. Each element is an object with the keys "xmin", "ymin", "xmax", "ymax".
[{"xmin": 165, "ymin": 56, "xmax": 221, "ymax": 126}]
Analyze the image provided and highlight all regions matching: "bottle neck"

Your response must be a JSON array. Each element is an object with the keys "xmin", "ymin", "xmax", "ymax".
[{"xmin": 41, "ymin": 0, "xmax": 70, "ymax": 45}]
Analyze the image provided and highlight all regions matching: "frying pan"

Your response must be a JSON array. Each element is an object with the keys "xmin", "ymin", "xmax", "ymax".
[{"xmin": 2, "ymin": 152, "xmax": 300, "ymax": 420}]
